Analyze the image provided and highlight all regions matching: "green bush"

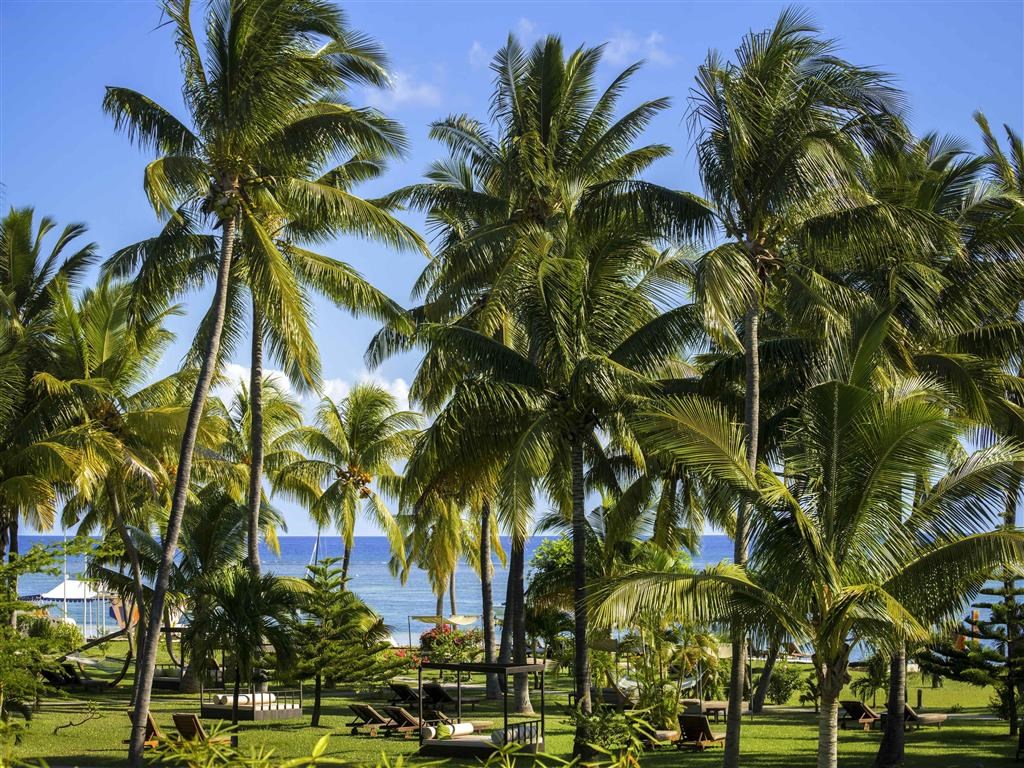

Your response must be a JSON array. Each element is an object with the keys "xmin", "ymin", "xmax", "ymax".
[
  {"xmin": 767, "ymin": 663, "xmax": 803, "ymax": 705},
  {"xmin": 25, "ymin": 616, "xmax": 84, "ymax": 653}
]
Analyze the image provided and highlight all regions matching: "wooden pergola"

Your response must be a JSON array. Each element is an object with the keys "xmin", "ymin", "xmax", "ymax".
[{"xmin": 418, "ymin": 660, "xmax": 547, "ymax": 757}]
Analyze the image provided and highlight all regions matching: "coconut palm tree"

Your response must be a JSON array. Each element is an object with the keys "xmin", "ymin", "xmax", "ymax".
[
  {"xmin": 273, "ymin": 383, "xmax": 419, "ymax": 580},
  {"xmin": 183, "ymin": 565, "xmax": 303, "ymax": 726},
  {"xmin": 598, "ymin": 313, "xmax": 1024, "ymax": 768},
  {"xmin": 101, "ymin": 2, "xmax": 412, "ymax": 757},
  {"xmin": 682, "ymin": 10, "xmax": 956, "ymax": 760},
  {"xmin": 0, "ymin": 207, "xmax": 97, "ymax": 566}
]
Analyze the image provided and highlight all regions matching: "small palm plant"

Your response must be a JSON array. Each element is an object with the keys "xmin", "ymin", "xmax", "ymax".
[{"xmin": 183, "ymin": 565, "xmax": 303, "ymax": 727}]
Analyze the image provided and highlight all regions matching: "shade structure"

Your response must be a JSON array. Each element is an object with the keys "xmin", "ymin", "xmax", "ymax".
[
  {"xmin": 25, "ymin": 579, "xmax": 98, "ymax": 602},
  {"xmin": 410, "ymin": 614, "xmax": 479, "ymax": 626}
]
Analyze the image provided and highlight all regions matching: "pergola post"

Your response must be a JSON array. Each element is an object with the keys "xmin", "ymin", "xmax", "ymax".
[{"xmin": 418, "ymin": 664, "xmax": 424, "ymax": 747}]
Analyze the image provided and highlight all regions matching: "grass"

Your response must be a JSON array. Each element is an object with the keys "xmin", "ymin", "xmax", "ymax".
[{"xmin": 10, "ymin": 669, "xmax": 1017, "ymax": 768}]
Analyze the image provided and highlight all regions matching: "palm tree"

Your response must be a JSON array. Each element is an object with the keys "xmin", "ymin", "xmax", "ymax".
[
  {"xmin": 101, "ymin": 2, "xmax": 407, "ymax": 757},
  {"xmin": 0, "ymin": 207, "xmax": 97, "ymax": 567},
  {"xmin": 598, "ymin": 314, "xmax": 1024, "ymax": 768},
  {"xmin": 378, "ymin": 37, "xmax": 710, "ymax": 746},
  {"xmin": 183, "ymin": 565, "xmax": 303, "ymax": 726},
  {"xmin": 274, "ymin": 383, "xmax": 419, "ymax": 580},
  {"xmin": 682, "ymin": 10, "xmax": 949, "ymax": 761},
  {"xmin": 39, "ymin": 277, "xmax": 187, "ymax": 695}
]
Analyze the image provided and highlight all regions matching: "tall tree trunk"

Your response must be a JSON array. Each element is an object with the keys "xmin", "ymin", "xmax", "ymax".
[
  {"xmin": 752, "ymin": 642, "xmax": 779, "ymax": 713},
  {"xmin": 128, "ymin": 210, "xmax": 238, "ymax": 767},
  {"xmin": 311, "ymin": 674, "xmax": 323, "ymax": 727},
  {"xmin": 817, "ymin": 687, "xmax": 840, "ymax": 768},
  {"xmin": 246, "ymin": 301, "xmax": 265, "ymax": 576},
  {"xmin": 1006, "ymin": 474, "xmax": 1021, "ymax": 736},
  {"xmin": 436, "ymin": 591, "xmax": 444, "ymax": 627},
  {"xmin": 231, "ymin": 665, "xmax": 241, "ymax": 728},
  {"xmin": 481, "ymin": 499, "xmax": 499, "ymax": 699},
  {"xmin": 570, "ymin": 435, "xmax": 591, "ymax": 755},
  {"xmin": 341, "ymin": 538, "xmax": 353, "ymax": 584},
  {"xmin": 724, "ymin": 308, "xmax": 759, "ymax": 768},
  {"xmin": 108, "ymin": 488, "xmax": 147, "ymax": 702},
  {"xmin": 449, "ymin": 571, "xmax": 456, "ymax": 615},
  {"xmin": 8, "ymin": 514, "xmax": 17, "ymax": 627},
  {"xmin": 510, "ymin": 536, "xmax": 533, "ymax": 714},
  {"xmin": 874, "ymin": 648, "xmax": 906, "ymax": 768}
]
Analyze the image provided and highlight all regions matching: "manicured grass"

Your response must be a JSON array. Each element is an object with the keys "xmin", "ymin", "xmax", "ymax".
[{"xmin": 12, "ymin": 672, "xmax": 1016, "ymax": 767}]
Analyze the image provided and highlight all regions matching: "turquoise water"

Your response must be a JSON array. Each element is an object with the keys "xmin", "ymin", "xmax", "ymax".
[{"xmin": 19, "ymin": 534, "xmax": 736, "ymax": 640}]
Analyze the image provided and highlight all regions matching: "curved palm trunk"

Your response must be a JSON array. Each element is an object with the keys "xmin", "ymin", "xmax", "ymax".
[
  {"xmin": 752, "ymin": 642, "xmax": 779, "ymax": 713},
  {"xmin": 108, "ymin": 489, "xmax": 147, "ymax": 703},
  {"xmin": 246, "ymin": 301, "xmax": 265, "ymax": 576},
  {"xmin": 449, "ymin": 572, "xmax": 457, "ymax": 615},
  {"xmin": 570, "ymin": 436, "xmax": 591, "ymax": 754},
  {"xmin": 128, "ymin": 211, "xmax": 238, "ymax": 767},
  {"xmin": 435, "ymin": 592, "xmax": 444, "ymax": 628},
  {"xmin": 510, "ymin": 536, "xmax": 534, "ymax": 715},
  {"xmin": 497, "ymin": 561, "xmax": 514, "ymax": 696},
  {"xmin": 481, "ymin": 499, "xmax": 500, "ymax": 699},
  {"xmin": 724, "ymin": 308, "xmax": 759, "ymax": 768},
  {"xmin": 874, "ymin": 648, "xmax": 906, "ymax": 768}
]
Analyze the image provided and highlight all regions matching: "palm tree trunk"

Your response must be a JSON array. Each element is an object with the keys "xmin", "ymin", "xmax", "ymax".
[
  {"xmin": 752, "ymin": 642, "xmax": 779, "ymax": 713},
  {"xmin": 311, "ymin": 674, "xmax": 323, "ymax": 727},
  {"xmin": 724, "ymin": 307, "xmax": 759, "ymax": 768},
  {"xmin": 874, "ymin": 648, "xmax": 906, "ymax": 768},
  {"xmin": 128, "ymin": 210, "xmax": 238, "ymax": 767},
  {"xmin": 8, "ymin": 514, "xmax": 17, "ymax": 628},
  {"xmin": 817, "ymin": 687, "xmax": 840, "ymax": 768},
  {"xmin": 340, "ymin": 538, "xmax": 353, "ymax": 584},
  {"xmin": 497, "ymin": 561, "xmax": 513, "ymax": 697},
  {"xmin": 570, "ymin": 435, "xmax": 591, "ymax": 754},
  {"xmin": 436, "ymin": 592, "xmax": 444, "ymax": 627},
  {"xmin": 246, "ymin": 301, "xmax": 265, "ymax": 576},
  {"xmin": 108, "ymin": 488, "xmax": 147, "ymax": 702},
  {"xmin": 1006, "ymin": 474, "xmax": 1021, "ymax": 736},
  {"xmin": 232, "ymin": 665, "xmax": 241, "ymax": 728},
  {"xmin": 481, "ymin": 499, "xmax": 500, "ymax": 699},
  {"xmin": 449, "ymin": 571, "xmax": 456, "ymax": 615},
  {"xmin": 510, "ymin": 536, "xmax": 534, "ymax": 714}
]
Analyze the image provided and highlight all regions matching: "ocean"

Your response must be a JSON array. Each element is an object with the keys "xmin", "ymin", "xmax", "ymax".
[{"xmin": 18, "ymin": 534, "xmax": 736, "ymax": 642}]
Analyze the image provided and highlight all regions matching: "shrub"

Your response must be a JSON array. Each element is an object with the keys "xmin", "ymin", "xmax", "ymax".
[
  {"xmin": 766, "ymin": 662, "xmax": 803, "ymax": 705},
  {"xmin": 419, "ymin": 625, "xmax": 482, "ymax": 665}
]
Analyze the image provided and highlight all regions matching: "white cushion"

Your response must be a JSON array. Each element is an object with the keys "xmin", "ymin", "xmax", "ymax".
[
  {"xmin": 421, "ymin": 726, "xmax": 436, "ymax": 740},
  {"xmin": 450, "ymin": 722, "xmax": 474, "ymax": 737}
]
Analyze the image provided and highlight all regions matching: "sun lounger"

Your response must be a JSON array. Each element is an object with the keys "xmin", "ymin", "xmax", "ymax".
[
  {"xmin": 388, "ymin": 681, "xmax": 420, "ymax": 706},
  {"xmin": 903, "ymin": 704, "xmax": 947, "ymax": 730},
  {"xmin": 839, "ymin": 700, "xmax": 880, "ymax": 731},
  {"xmin": 676, "ymin": 713, "xmax": 725, "ymax": 751},
  {"xmin": 423, "ymin": 680, "xmax": 482, "ymax": 710},
  {"xmin": 347, "ymin": 703, "xmax": 396, "ymax": 736},
  {"xmin": 172, "ymin": 713, "xmax": 230, "ymax": 743},
  {"xmin": 124, "ymin": 711, "xmax": 165, "ymax": 749},
  {"xmin": 382, "ymin": 705, "xmax": 440, "ymax": 738}
]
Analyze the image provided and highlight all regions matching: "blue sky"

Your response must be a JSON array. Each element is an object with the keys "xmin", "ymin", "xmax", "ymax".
[{"xmin": 3, "ymin": 1, "xmax": 1023, "ymax": 536}]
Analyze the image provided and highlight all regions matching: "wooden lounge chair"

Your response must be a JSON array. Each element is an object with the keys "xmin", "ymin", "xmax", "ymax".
[
  {"xmin": 346, "ymin": 703, "xmax": 396, "ymax": 736},
  {"xmin": 903, "ymin": 704, "xmax": 947, "ymax": 730},
  {"xmin": 381, "ymin": 705, "xmax": 438, "ymax": 738},
  {"xmin": 388, "ymin": 681, "xmax": 420, "ymax": 706},
  {"xmin": 423, "ymin": 680, "xmax": 482, "ymax": 710},
  {"xmin": 172, "ymin": 713, "xmax": 230, "ymax": 744},
  {"xmin": 839, "ymin": 700, "xmax": 880, "ymax": 731},
  {"xmin": 124, "ymin": 711, "xmax": 165, "ymax": 749},
  {"xmin": 676, "ymin": 714, "xmax": 725, "ymax": 751}
]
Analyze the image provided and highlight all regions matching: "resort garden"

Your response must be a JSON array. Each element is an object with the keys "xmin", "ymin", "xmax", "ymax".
[{"xmin": 1, "ymin": 2, "xmax": 1023, "ymax": 767}]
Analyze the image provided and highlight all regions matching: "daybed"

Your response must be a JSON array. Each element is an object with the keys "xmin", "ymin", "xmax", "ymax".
[{"xmin": 199, "ymin": 687, "xmax": 303, "ymax": 721}]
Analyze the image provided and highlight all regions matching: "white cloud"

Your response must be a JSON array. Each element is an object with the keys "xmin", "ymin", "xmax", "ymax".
[
  {"xmin": 366, "ymin": 71, "xmax": 442, "ymax": 109},
  {"xmin": 517, "ymin": 17, "xmax": 537, "ymax": 38},
  {"xmin": 317, "ymin": 372, "xmax": 411, "ymax": 411},
  {"xmin": 212, "ymin": 362, "xmax": 294, "ymax": 404},
  {"xmin": 604, "ymin": 30, "xmax": 675, "ymax": 67},
  {"xmin": 469, "ymin": 40, "xmax": 488, "ymax": 69}
]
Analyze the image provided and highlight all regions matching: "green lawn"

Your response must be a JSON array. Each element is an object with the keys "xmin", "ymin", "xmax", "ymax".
[{"xmin": 10, "ymin": 669, "xmax": 1017, "ymax": 768}]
